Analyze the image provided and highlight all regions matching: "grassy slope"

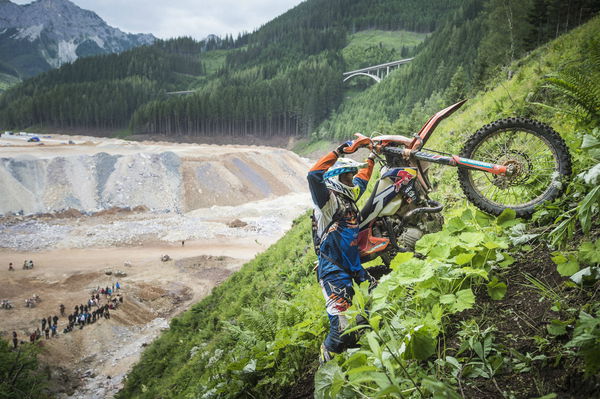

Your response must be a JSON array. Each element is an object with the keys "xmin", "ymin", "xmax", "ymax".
[
  {"xmin": 0, "ymin": 73, "xmax": 20, "ymax": 93},
  {"xmin": 343, "ymin": 29, "xmax": 427, "ymax": 54},
  {"xmin": 119, "ymin": 17, "xmax": 599, "ymax": 399}
]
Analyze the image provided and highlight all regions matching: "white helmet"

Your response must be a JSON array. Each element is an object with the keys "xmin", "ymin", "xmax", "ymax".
[{"xmin": 324, "ymin": 158, "xmax": 366, "ymax": 201}]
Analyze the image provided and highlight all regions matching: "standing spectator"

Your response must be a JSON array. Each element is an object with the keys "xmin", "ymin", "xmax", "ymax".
[
  {"xmin": 52, "ymin": 315, "xmax": 59, "ymax": 325},
  {"xmin": 8, "ymin": 262, "xmax": 14, "ymax": 271},
  {"xmin": 29, "ymin": 332, "xmax": 35, "ymax": 344},
  {"xmin": 46, "ymin": 316, "xmax": 51, "ymax": 327},
  {"xmin": 12, "ymin": 331, "xmax": 18, "ymax": 349},
  {"xmin": 41, "ymin": 318, "xmax": 46, "ymax": 331},
  {"xmin": 51, "ymin": 324, "xmax": 57, "ymax": 337},
  {"xmin": 44, "ymin": 327, "xmax": 50, "ymax": 339},
  {"xmin": 116, "ymin": 282, "xmax": 120, "ymax": 290},
  {"xmin": 35, "ymin": 328, "xmax": 41, "ymax": 340},
  {"xmin": 59, "ymin": 303, "xmax": 65, "ymax": 316}
]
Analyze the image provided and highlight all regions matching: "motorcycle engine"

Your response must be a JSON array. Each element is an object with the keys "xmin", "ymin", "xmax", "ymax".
[{"xmin": 396, "ymin": 211, "xmax": 444, "ymax": 250}]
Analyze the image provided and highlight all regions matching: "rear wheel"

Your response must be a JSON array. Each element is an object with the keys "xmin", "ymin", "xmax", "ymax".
[{"xmin": 458, "ymin": 118, "xmax": 571, "ymax": 217}]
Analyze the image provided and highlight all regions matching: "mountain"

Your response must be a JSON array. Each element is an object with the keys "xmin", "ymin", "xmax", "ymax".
[{"xmin": 0, "ymin": 0, "xmax": 155, "ymax": 79}]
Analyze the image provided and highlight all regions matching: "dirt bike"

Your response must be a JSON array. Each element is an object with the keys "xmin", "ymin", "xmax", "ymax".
[{"xmin": 350, "ymin": 99, "xmax": 572, "ymax": 267}]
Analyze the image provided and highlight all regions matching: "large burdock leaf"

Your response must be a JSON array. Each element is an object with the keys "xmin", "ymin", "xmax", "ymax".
[
  {"xmin": 389, "ymin": 259, "xmax": 436, "ymax": 285},
  {"xmin": 314, "ymin": 362, "xmax": 351, "ymax": 399},
  {"xmin": 458, "ymin": 232, "xmax": 485, "ymax": 246},
  {"xmin": 389, "ymin": 252, "xmax": 414, "ymax": 268},
  {"xmin": 405, "ymin": 329, "xmax": 437, "ymax": 361},
  {"xmin": 552, "ymin": 253, "xmax": 580, "ymax": 276},
  {"xmin": 415, "ymin": 232, "xmax": 441, "ymax": 255},
  {"xmin": 487, "ymin": 277, "xmax": 507, "ymax": 300},
  {"xmin": 446, "ymin": 216, "xmax": 467, "ymax": 233},
  {"xmin": 452, "ymin": 289, "xmax": 475, "ymax": 312},
  {"xmin": 496, "ymin": 208, "xmax": 519, "ymax": 228}
]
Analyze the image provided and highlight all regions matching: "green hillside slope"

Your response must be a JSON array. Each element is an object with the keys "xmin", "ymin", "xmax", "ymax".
[{"xmin": 116, "ymin": 17, "xmax": 600, "ymax": 399}]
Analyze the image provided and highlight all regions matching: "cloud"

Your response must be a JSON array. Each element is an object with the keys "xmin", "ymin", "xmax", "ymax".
[{"xmin": 12, "ymin": 0, "xmax": 304, "ymax": 40}]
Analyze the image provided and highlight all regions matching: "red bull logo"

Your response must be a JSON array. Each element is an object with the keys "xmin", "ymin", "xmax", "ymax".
[{"xmin": 392, "ymin": 168, "xmax": 417, "ymax": 191}]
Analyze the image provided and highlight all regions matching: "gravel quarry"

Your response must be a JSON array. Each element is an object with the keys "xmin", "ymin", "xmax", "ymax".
[{"xmin": 0, "ymin": 132, "xmax": 311, "ymax": 398}]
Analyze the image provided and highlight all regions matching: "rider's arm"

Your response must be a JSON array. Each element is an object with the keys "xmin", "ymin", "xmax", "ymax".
[
  {"xmin": 307, "ymin": 151, "xmax": 338, "ymax": 209},
  {"xmin": 353, "ymin": 157, "xmax": 375, "ymax": 200}
]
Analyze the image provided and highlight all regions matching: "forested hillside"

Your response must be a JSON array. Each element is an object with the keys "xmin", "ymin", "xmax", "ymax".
[
  {"xmin": 113, "ymin": 16, "xmax": 600, "ymax": 399},
  {"xmin": 2, "ymin": 0, "xmax": 596, "ymax": 139},
  {"xmin": 316, "ymin": 0, "xmax": 600, "ymax": 140}
]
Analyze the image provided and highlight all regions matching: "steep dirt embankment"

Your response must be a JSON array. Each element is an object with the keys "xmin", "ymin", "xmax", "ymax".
[{"xmin": 0, "ymin": 135, "xmax": 309, "ymax": 215}]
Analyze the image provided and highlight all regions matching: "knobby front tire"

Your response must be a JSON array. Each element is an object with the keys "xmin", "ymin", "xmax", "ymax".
[{"xmin": 458, "ymin": 118, "xmax": 572, "ymax": 218}]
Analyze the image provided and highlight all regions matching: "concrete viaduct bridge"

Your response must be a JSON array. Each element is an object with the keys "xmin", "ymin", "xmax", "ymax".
[
  {"xmin": 166, "ymin": 57, "xmax": 414, "ymax": 95},
  {"xmin": 343, "ymin": 57, "xmax": 414, "ymax": 83}
]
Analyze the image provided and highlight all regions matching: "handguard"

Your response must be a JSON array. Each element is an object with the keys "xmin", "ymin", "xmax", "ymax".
[{"xmin": 342, "ymin": 134, "xmax": 371, "ymax": 154}]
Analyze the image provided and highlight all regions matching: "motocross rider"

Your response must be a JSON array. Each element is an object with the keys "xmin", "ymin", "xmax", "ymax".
[{"xmin": 307, "ymin": 138, "xmax": 377, "ymax": 363}]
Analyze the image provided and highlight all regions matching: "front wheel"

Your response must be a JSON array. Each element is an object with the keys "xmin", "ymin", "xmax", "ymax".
[{"xmin": 458, "ymin": 118, "xmax": 571, "ymax": 218}]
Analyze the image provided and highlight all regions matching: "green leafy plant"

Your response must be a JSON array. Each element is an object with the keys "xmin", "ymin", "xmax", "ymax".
[
  {"xmin": 565, "ymin": 311, "xmax": 600, "ymax": 375},
  {"xmin": 487, "ymin": 277, "xmax": 508, "ymax": 300},
  {"xmin": 454, "ymin": 321, "xmax": 504, "ymax": 379},
  {"xmin": 0, "ymin": 341, "xmax": 48, "ymax": 399}
]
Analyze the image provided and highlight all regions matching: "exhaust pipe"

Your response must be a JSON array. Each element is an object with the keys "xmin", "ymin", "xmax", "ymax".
[{"xmin": 402, "ymin": 200, "xmax": 443, "ymax": 220}]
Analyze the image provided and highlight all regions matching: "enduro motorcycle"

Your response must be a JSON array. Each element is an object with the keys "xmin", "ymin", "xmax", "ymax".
[{"xmin": 351, "ymin": 99, "xmax": 572, "ymax": 266}]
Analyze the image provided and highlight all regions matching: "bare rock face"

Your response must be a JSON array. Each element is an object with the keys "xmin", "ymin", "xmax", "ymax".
[
  {"xmin": 0, "ymin": 139, "xmax": 309, "ymax": 216},
  {"xmin": 0, "ymin": 0, "xmax": 155, "ymax": 77}
]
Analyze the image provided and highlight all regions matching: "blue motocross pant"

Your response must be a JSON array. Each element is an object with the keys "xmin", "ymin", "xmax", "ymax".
[{"xmin": 319, "ymin": 275, "xmax": 358, "ymax": 353}]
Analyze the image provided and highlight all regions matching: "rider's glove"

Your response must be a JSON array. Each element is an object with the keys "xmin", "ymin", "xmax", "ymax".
[
  {"xmin": 367, "ymin": 152, "xmax": 377, "ymax": 162},
  {"xmin": 335, "ymin": 140, "xmax": 354, "ymax": 155}
]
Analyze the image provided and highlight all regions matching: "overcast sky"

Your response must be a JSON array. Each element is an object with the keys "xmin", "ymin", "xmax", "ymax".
[{"xmin": 13, "ymin": 0, "xmax": 305, "ymax": 40}]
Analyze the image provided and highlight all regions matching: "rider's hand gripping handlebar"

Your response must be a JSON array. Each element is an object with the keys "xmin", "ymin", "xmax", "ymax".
[{"xmin": 339, "ymin": 133, "xmax": 372, "ymax": 154}]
